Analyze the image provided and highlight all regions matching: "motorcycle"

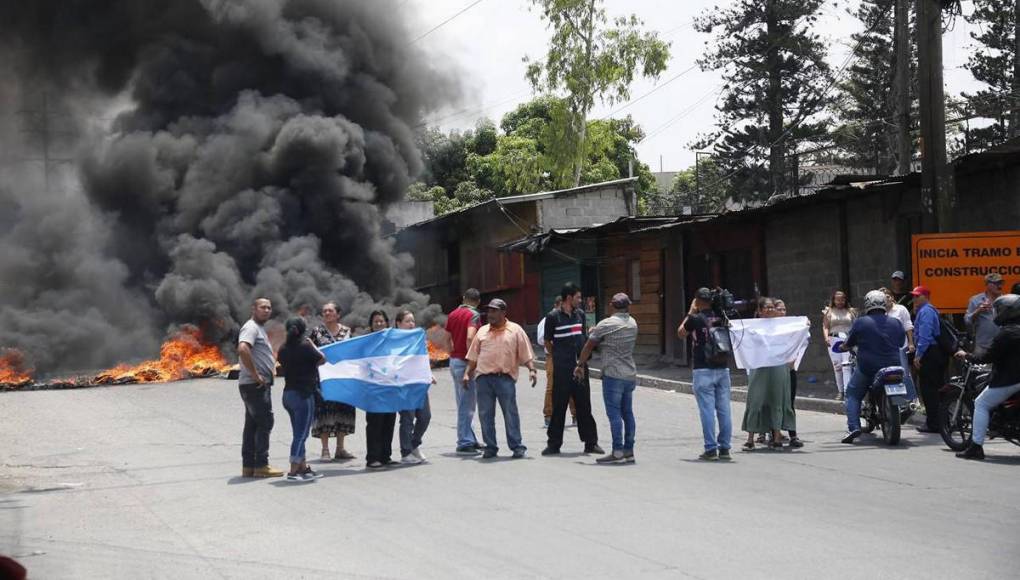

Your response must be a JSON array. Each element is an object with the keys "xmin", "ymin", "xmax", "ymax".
[
  {"xmin": 938, "ymin": 359, "xmax": 1020, "ymax": 451},
  {"xmin": 837, "ymin": 341, "xmax": 914, "ymax": 445}
]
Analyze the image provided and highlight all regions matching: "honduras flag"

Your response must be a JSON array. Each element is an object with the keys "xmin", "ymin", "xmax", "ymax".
[{"xmin": 318, "ymin": 328, "xmax": 432, "ymax": 413}]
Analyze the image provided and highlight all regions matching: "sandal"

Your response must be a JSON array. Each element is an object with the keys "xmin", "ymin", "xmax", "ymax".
[
  {"xmin": 769, "ymin": 441, "xmax": 783, "ymax": 450},
  {"xmin": 335, "ymin": 449, "xmax": 355, "ymax": 460},
  {"xmin": 320, "ymin": 449, "xmax": 332, "ymax": 461},
  {"xmin": 742, "ymin": 441, "xmax": 755, "ymax": 451}
]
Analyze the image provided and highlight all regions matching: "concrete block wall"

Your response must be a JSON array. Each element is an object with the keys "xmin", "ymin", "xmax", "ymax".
[
  {"xmin": 845, "ymin": 196, "xmax": 900, "ymax": 302},
  {"xmin": 956, "ymin": 166, "xmax": 1020, "ymax": 232},
  {"xmin": 764, "ymin": 203, "xmax": 841, "ymax": 376},
  {"xmin": 539, "ymin": 187, "xmax": 629, "ymax": 230}
]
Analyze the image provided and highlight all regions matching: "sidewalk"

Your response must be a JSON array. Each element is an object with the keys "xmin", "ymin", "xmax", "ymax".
[{"xmin": 535, "ymin": 354, "xmax": 848, "ymax": 416}]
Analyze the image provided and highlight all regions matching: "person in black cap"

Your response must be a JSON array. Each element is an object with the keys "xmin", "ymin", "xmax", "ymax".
[
  {"xmin": 542, "ymin": 282, "xmax": 603, "ymax": 456},
  {"xmin": 679, "ymin": 287, "xmax": 734, "ymax": 460},
  {"xmin": 890, "ymin": 271, "xmax": 913, "ymax": 313},
  {"xmin": 464, "ymin": 298, "xmax": 537, "ymax": 459}
]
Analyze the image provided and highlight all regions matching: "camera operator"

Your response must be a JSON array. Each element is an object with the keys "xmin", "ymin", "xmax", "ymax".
[{"xmin": 678, "ymin": 287, "xmax": 733, "ymax": 461}]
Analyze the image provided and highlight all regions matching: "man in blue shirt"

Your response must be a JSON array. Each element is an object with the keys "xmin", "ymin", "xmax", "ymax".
[
  {"xmin": 839, "ymin": 290, "xmax": 906, "ymax": 443},
  {"xmin": 911, "ymin": 286, "xmax": 949, "ymax": 433}
]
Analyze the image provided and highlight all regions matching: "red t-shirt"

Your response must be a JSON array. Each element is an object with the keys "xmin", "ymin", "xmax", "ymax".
[{"xmin": 447, "ymin": 305, "xmax": 481, "ymax": 359}]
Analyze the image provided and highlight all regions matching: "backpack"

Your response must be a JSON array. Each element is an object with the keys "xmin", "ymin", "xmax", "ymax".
[
  {"xmin": 704, "ymin": 322, "xmax": 733, "ymax": 364},
  {"xmin": 936, "ymin": 317, "xmax": 960, "ymax": 354}
]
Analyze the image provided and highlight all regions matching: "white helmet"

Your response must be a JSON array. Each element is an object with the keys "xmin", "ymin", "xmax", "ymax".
[
  {"xmin": 993, "ymin": 294, "xmax": 1020, "ymax": 325},
  {"xmin": 863, "ymin": 290, "xmax": 887, "ymax": 314}
]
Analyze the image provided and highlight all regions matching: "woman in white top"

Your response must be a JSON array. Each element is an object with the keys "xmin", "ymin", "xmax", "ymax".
[
  {"xmin": 882, "ymin": 287, "xmax": 917, "ymax": 399},
  {"xmin": 822, "ymin": 290, "xmax": 857, "ymax": 401}
]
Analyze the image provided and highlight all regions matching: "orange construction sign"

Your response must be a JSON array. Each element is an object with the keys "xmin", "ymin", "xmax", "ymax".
[{"xmin": 912, "ymin": 231, "xmax": 1020, "ymax": 313}]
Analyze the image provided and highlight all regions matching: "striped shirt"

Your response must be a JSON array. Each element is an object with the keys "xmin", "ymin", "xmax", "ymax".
[{"xmin": 544, "ymin": 307, "xmax": 588, "ymax": 367}]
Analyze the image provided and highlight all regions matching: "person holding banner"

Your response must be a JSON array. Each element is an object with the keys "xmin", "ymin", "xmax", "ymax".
[
  {"xmin": 464, "ymin": 298, "xmax": 537, "ymax": 459},
  {"xmin": 364, "ymin": 310, "xmax": 398, "ymax": 469},
  {"xmin": 395, "ymin": 310, "xmax": 432, "ymax": 465},
  {"xmin": 278, "ymin": 317, "xmax": 326, "ymax": 482},
  {"xmin": 740, "ymin": 298, "xmax": 798, "ymax": 451}
]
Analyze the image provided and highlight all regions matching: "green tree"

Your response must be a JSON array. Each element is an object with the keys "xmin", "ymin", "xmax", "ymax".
[
  {"xmin": 525, "ymin": 0, "xmax": 670, "ymax": 188},
  {"xmin": 833, "ymin": 0, "xmax": 900, "ymax": 174},
  {"xmin": 695, "ymin": 0, "xmax": 832, "ymax": 201},
  {"xmin": 963, "ymin": 0, "xmax": 1020, "ymax": 151}
]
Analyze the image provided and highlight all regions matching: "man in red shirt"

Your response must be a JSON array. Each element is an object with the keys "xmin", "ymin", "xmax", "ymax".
[{"xmin": 447, "ymin": 288, "xmax": 484, "ymax": 455}]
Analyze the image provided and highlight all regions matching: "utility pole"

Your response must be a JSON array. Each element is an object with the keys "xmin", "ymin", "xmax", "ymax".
[
  {"xmin": 893, "ymin": 0, "xmax": 912, "ymax": 175},
  {"xmin": 916, "ymin": 0, "xmax": 955, "ymax": 233}
]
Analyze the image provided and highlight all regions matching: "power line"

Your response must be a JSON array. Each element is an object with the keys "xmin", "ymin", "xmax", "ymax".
[
  {"xmin": 409, "ymin": 0, "xmax": 485, "ymax": 44},
  {"xmin": 601, "ymin": 62, "xmax": 700, "ymax": 119}
]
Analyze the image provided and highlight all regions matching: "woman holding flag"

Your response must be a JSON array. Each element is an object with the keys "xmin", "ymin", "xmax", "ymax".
[
  {"xmin": 395, "ymin": 310, "xmax": 433, "ymax": 465},
  {"xmin": 364, "ymin": 310, "xmax": 398, "ymax": 469}
]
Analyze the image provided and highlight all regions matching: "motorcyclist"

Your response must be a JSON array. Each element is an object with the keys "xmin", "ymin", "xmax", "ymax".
[
  {"xmin": 953, "ymin": 294, "xmax": 1020, "ymax": 460},
  {"xmin": 837, "ymin": 290, "xmax": 906, "ymax": 444}
]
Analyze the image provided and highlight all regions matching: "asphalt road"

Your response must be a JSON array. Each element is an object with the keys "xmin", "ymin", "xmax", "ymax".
[{"xmin": 1, "ymin": 371, "xmax": 1017, "ymax": 580}]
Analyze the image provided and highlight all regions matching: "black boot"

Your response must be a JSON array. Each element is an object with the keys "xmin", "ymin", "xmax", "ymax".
[{"xmin": 956, "ymin": 443, "xmax": 985, "ymax": 460}]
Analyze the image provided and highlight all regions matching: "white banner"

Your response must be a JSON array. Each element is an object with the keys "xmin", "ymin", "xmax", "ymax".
[{"xmin": 728, "ymin": 316, "xmax": 811, "ymax": 371}]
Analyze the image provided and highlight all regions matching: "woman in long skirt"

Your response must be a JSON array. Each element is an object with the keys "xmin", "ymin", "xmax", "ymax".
[
  {"xmin": 742, "ymin": 297, "xmax": 797, "ymax": 451},
  {"xmin": 309, "ymin": 302, "xmax": 357, "ymax": 461}
]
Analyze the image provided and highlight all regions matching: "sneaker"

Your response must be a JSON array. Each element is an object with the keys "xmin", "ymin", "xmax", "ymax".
[
  {"xmin": 411, "ymin": 448, "xmax": 427, "ymax": 463},
  {"xmin": 624, "ymin": 450, "xmax": 635, "ymax": 463},
  {"xmin": 511, "ymin": 448, "xmax": 527, "ymax": 459},
  {"xmin": 583, "ymin": 444, "xmax": 605, "ymax": 455},
  {"xmin": 789, "ymin": 437, "xmax": 804, "ymax": 449},
  {"xmin": 301, "ymin": 468, "xmax": 323, "ymax": 481},
  {"xmin": 541, "ymin": 446, "xmax": 560, "ymax": 456},
  {"xmin": 482, "ymin": 448, "xmax": 498, "ymax": 459},
  {"xmin": 698, "ymin": 449, "xmax": 719, "ymax": 461},
  {"xmin": 596, "ymin": 451, "xmax": 626, "ymax": 464},
  {"xmin": 718, "ymin": 448, "xmax": 732, "ymax": 461},
  {"xmin": 841, "ymin": 429, "xmax": 862, "ymax": 444},
  {"xmin": 456, "ymin": 446, "xmax": 480, "ymax": 456},
  {"xmin": 286, "ymin": 472, "xmax": 303, "ymax": 482},
  {"xmin": 366, "ymin": 461, "xmax": 384, "ymax": 469},
  {"xmin": 401, "ymin": 454, "xmax": 422, "ymax": 465},
  {"xmin": 250, "ymin": 466, "xmax": 285, "ymax": 478},
  {"xmin": 956, "ymin": 443, "xmax": 985, "ymax": 460},
  {"xmin": 474, "ymin": 442, "xmax": 484, "ymax": 451}
]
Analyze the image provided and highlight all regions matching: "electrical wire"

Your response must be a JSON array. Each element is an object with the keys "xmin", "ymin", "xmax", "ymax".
[{"xmin": 409, "ymin": 0, "xmax": 485, "ymax": 44}]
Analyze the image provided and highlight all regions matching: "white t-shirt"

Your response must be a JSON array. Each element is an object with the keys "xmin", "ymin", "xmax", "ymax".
[
  {"xmin": 536, "ymin": 317, "xmax": 546, "ymax": 345},
  {"xmin": 888, "ymin": 304, "xmax": 913, "ymax": 348}
]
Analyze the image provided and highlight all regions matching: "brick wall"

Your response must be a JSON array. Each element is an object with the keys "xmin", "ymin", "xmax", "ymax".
[{"xmin": 539, "ymin": 187, "xmax": 630, "ymax": 230}]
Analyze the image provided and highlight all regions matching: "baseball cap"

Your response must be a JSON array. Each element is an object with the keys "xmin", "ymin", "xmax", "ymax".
[
  {"xmin": 910, "ymin": 285, "xmax": 930, "ymax": 297},
  {"xmin": 611, "ymin": 293, "xmax": 631, "ymax": 308},
  {"xmin": 891, "ymin": 271, "xmax": 905, "ymax": 280},
  {"xmin": 484, "ymin": 298, "xmax": 507, "ymax": 311},
  {"xmin": 695, "ymin": 287, "xmax": 713, "ymax": 301},
  {"xmin": 985, "ymin": 272, "xmax": 1004, "ymax": 284}
]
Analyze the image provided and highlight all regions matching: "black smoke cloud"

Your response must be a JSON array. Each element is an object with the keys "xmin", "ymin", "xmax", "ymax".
[{"xmin": 0, "ymin": 0, "xmax": 456, "ymax": 373}]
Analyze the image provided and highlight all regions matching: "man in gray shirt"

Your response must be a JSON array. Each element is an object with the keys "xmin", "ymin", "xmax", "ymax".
[
  {"xmin": 238, "ymin": 298, "xmax": 283, "ymax": 478},
  {"xmin": 965, "ymin": 273, "xmax": 1004, "ymax": 355},
  {"xmin": 575, "ymin": 292, "xmax": 639, "ymax": 464}
]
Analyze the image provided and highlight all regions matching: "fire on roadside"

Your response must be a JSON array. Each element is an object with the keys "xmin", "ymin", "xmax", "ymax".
[{"xmin": 0, "ymin": 349, "xmax": 33, "ymax": 387}]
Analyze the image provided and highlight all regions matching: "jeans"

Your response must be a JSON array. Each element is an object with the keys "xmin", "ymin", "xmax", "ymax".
[
  {"xmin": 844, "ymin": 370, "xmax": 873, "ymax": 433},
  {"xmin": 601, "ymin": 376, "xmax": 636, "ymax": 452},
  {"xmin": 972, "ymin": 382, "xmax": 1020, "ymax": 445},
  {"xmin": 399, "ymin": 395, "xmax": 431, "ymax": 456},
  {"xmin": 476, "ymin": 374, "xmax": 525, "ymax": 453},
  {"xmin": 282, "ymin": 389, "xmax": 315, "ymax": 463},
  {"xmin": 449, "ymin": 358, "xmax": 478, "ymax": 448},
  {"xmin": 547, "ymin": 363, "xmax": 598, "ymax": 449},
  {"xmin": 692, "ymin": 368, "xmax": 732, "ymax": 452},
  {"xmin": 365, "ymin": 412, "xmax": 396, "ymax": 464},
  {"xmin": 239, "ymin": 383, "xmax": 274, "ymax": 468}
]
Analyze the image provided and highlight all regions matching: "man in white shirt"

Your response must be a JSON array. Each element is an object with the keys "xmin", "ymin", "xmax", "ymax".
[{"xmin": 883, "ymin": 288, "xmax": 917, "ymax": 399}]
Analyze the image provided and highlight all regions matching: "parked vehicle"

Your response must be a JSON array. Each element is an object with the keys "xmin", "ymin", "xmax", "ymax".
[
  {"xmin": 842, "ymin": 349, "xmax": 914, "ymax": 445},
  {"xmin": 939, "ymin": 359, "xmax": 1020, "ymax": 451}
]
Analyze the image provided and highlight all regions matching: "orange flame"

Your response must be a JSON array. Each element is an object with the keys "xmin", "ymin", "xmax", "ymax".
[
  {"xmin": 92, "ymin": 325, "xmax": 230, "ymax": 385},
  {"xmin": 0, "ymin": 349, "xmax": 33, "ymax": 386}
]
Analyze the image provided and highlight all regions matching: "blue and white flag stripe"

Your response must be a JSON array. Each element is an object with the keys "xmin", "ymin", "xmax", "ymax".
[{"xmin": 319, "ymin": 328, "xmax": 432, "ymax": 413}]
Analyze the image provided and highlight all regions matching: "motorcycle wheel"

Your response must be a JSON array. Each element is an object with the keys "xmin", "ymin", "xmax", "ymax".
[
  {"xmin": 938, "ymin": 393, "xmax": 972, "ymax": 452},
  {"xmin": 861, "ymin": 397, "xmax": 876, "ymax": 433},
  {"xmin": 882, "ymin": 395, "xmax": 901, "ymax": 445}
]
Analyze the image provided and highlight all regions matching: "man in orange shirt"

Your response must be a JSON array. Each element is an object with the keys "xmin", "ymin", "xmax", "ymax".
[{"xmin": 464, "ymin": 298, "xmax": 537, "ymax": 459}]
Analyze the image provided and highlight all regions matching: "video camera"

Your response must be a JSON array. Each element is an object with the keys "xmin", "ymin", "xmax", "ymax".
[{"xmin": 708, "ymin": 287, "xmax": 735, "ymax": 318}]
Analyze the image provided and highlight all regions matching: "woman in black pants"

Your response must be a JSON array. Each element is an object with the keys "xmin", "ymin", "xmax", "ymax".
[{"xmin": 364, "ymin": 310, "xmax": 398, "ymax": 469}]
